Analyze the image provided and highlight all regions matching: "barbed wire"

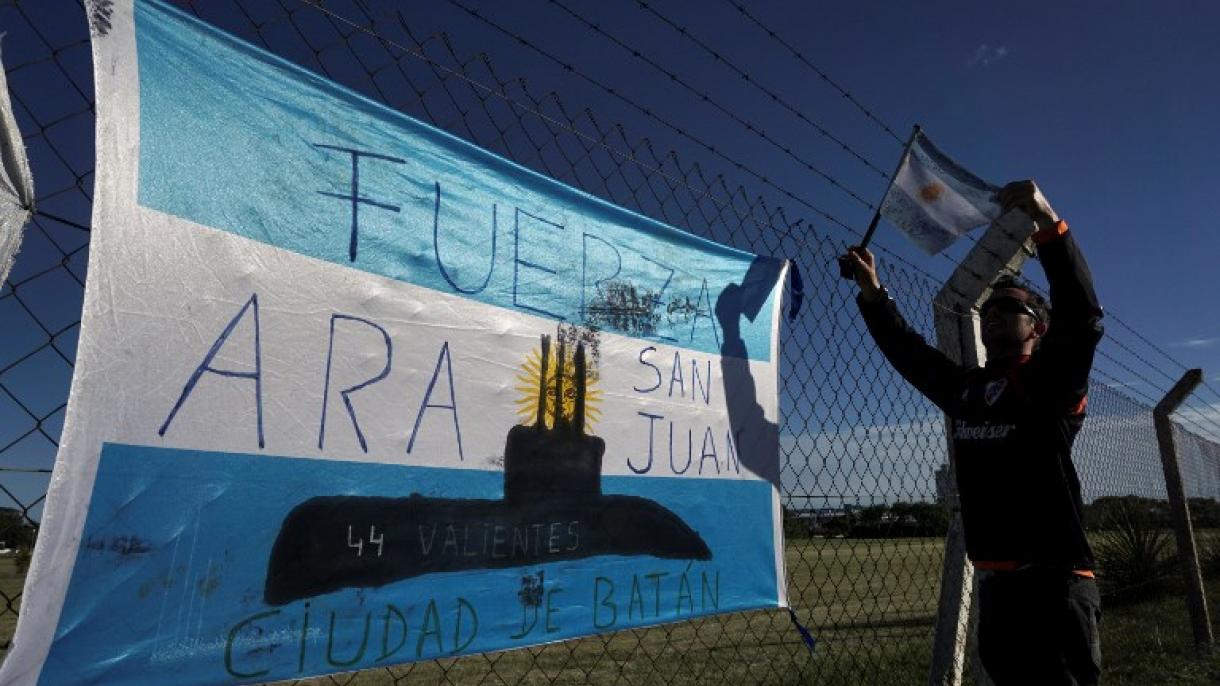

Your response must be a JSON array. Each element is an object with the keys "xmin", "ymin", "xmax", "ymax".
[
  {"xmin": 524, "ymin": 2, "xmax": 1220, "ymax": 424},
  {"xmin": 538, "ymin": 0, "xmax": 878, "ymax": 210},
  {"xmin": 449, "ymin": 1, "xmax": 1186, "ymax": 389},
  {"xmin": 1089, "ymin": 339, "xmax": 1220, "ymax": 440},
  {"xmin": 709, "ymin": 0, "xmax": 1219, "ymax": 416},
  {"xmin": 1092, "ymin": 347, "xmax": 1220, "ymax": 441},
  {"xmin": 292, "ymin": 0, "xmax": 738, "ymax": 216},
  {"xmin": 1104, "ymin": 310, "xmax": 1220, "ymax": 407},
  {"xmin": 712, "ymin": 0, "xmax": 1054, "ymax": 290},
  {"xmin": 1088, "ymin": 366, "xmax": 1158, "ymax": 406},
  {"xmin": 295, "ymin": 0, "xmax": 873, "ymax": 281},
  {"xmin": 630, "ymin": 0, "xmax": 891, "ymax": 180},
  {"xmin": 441, "ymin": 0, "xmax": 1033, "ymax": 309},
  {"xmin": 289, "ymin": 0, "xmax": 889, "ymax": 333},
  {"xmin": 719, "ymin": 0, "xmax": 906, "ymax": 145},
  {"xmin": 281, "ymin": 0, "xmax": 887, "ymax": 299}
]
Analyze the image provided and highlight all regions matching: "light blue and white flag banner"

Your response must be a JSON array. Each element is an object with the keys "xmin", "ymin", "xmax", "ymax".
[
  {"xmin": 1, "ymin": 1, "xmax": 789, "ymax": 684},
  {"xmin": 879, "ymin": 130, "xmax": 1002, "ymax": 255}
]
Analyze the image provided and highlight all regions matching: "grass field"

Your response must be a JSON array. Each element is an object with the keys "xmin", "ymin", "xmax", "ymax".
[
  {"xmin": 0, "ymin": 555, "xmax": 20, "ymax": 662},
  {"xmin": 0, "ymin": 538, "xmax": 1216, "ymax": 685}
]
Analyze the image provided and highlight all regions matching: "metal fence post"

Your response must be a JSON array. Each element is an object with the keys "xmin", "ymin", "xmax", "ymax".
[
  {"xmin": 1153, "ymin": 368, "xmax": 1214, "ymax": 651},
  {"xmin": 928, "ymin": 211, "xmax": 1033, "ymax": 685}
]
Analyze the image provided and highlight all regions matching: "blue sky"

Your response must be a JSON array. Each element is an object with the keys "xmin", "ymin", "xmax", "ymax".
[{"xmin": 3, "ymin": 0, "xmax": 1220, "ymax": 519}]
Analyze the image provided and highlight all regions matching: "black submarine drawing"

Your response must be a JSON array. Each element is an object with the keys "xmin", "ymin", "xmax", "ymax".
[{"xmin": 264, "ymin": 333, "xmax": 711, "ymax": 605}]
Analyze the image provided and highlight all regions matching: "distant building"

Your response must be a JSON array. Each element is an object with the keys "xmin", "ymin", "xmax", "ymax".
[
  {"xmin": 934, "ymin": 464, "xmax": 956, "ymax": 505},
  {"xmin": 787, "ymin": 505, "xmax": 856, "ymax": 536}
]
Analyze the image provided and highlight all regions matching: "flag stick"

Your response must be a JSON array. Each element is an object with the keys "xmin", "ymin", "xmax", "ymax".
[{"xmin": 838, "ymin": 124, "xmax": 922, "ymax": 279}]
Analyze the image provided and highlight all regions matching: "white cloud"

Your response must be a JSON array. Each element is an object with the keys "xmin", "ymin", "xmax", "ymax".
[
  {"xmin": 968, "ymin": 44, "xmax": 1009, "ymax": 68},
  {"xmin": 780, "ymin": 408, "xmax": 1219, "ymax": 503},
  {"xmin": 1173, "ymin": 400, "xmax": 1220, "ymax": 442},
  {"xmin": 780, "ymin": 415, "xmax": 953, "ymax": 506},
  {"xmin": 1168, "ymin": 336, "xmax": 1220, "ymax": 348}
]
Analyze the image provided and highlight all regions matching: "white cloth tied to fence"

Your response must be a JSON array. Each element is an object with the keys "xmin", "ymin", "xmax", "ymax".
[{"xmin": 0, "ymin": 38, "xmax": 34, "ymax": 285}]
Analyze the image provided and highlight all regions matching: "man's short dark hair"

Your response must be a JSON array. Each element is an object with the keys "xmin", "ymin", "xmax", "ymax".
[{"xmin": 990, "ymin": 275, "xmax": 1051, "ymax": 327}]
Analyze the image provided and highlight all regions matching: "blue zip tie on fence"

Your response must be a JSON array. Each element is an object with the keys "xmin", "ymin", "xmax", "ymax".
[
  {"xmin": 787, "ymin": 607, "xmax": 816, "ymax": 653},
  {"xmin": 787, "ymin": 260, "xmax": 804, "ymax": 322}
]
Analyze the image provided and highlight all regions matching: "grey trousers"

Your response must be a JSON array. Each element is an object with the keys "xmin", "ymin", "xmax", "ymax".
[{"xmin": 977, "ymin": 568, "xmax": 1102, "ymax": 686}]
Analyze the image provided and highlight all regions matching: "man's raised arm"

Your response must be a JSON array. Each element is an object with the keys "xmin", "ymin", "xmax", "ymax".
[
  {"xmin": 1000, "ymin": 180, "xmax": 1105, "ymax": 412},
  {"xmin": 842, "ymin": 247, "xmax": 968, "ymax": 415}
]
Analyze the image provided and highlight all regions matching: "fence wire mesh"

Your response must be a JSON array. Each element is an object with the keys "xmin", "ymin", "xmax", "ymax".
[{"xmin": 0, "ymin": 1, "xmax": 1217, "ymax": 684}]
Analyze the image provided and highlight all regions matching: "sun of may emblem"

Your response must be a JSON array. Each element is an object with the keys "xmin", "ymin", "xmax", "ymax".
[
  {"xmin": 514, "ymin": 342, "xmax": 602, "ymax": 430},
  {"xmin": 919, "ymin": 182, "xmax": 945, "ymax": 202}
]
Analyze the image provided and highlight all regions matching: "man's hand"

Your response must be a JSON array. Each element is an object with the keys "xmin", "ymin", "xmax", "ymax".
[
  {"xmin": 841, "ymin": 246, "xmax": 885, "ymax": 303},
  {"xmin": 997, "ymin": 180, "xmax": 1059, "ymax": 232}
]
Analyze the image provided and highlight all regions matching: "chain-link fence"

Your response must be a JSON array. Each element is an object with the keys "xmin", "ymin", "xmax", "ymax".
[{"xmin": 1, "ymin": 1, "xmax": 1218, "ymax": 684}]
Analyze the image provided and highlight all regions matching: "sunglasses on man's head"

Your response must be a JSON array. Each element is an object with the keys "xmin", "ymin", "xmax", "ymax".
[{"xmin": 980, "ymin": 296, "xmax": 1041, "ymax": 322}]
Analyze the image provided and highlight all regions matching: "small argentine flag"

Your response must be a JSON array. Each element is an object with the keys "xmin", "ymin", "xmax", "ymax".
[{"xmin": 879, "ymin": 131, "xmax": 1001, "ymax": 255}]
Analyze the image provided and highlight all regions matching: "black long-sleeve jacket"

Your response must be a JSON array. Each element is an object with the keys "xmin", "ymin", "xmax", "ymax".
[{"xmin": 858, "ymin": 225, "xmax": 1104, "ymax": 570}]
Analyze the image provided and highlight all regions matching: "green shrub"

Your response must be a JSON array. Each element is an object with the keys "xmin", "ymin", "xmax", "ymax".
[
  {"xmin": 1095, "ymin": 498, "xmax": 1176, "ymax": 599},
  {"xmin": 1197, "ymin": 530, "xmax": 1220, "ymax": 578}
]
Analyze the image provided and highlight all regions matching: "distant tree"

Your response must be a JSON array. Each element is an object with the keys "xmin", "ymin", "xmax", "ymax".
[
  {"xmin": 821, "ymin": 511, "xmax": 854, "ymax": 538},
  {"xmin": 846, "ymin": 503, "xmax": 947, "ymax": 538},
  {"xmin": 0, "ymin": 508, "xmax": 36, "ymax": 550},
  {"xmin": 1086, "ymin": 496, "xmax": 1171, "ymax": 531},
  {"xmin": 849, "ymin": 505, "xmax": 891, "ymax": 538},
  {"xmin": 903, "ymin": 501, "xmax": 950, "ymax": 536},
  {"xmin": 858, "ymin": 504, "xmax": 888, "ymax": 525},
  {"xmin": 1187, "ymin": 497, "xmax": 1220, "ymax": 528},
  {"xmin": 782, "ymin": 505, "xmax": 812, "ymax": 539},
  {"xmin": 888, "ymin": 502, "xmax": 916, "ymax": 521}
]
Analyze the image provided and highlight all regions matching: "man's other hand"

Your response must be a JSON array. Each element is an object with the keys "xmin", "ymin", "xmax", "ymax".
[
  {"xmin": 842, "ymin": 246, "xmax": 885, "ymax": 303},
  {"xmin": 998, "ymin": 180, "xmax": 1059, "ymax": 232}
]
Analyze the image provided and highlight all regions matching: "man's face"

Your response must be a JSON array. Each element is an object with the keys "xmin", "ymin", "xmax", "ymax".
[{"xmin": 980, "ymin": 287, "xmax": 1041, "ymax": 353}]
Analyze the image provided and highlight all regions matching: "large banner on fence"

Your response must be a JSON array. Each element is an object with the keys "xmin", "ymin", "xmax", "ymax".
[{"xmin": 1, "ymin": 1, "xmax": 788, "ymax": 683}]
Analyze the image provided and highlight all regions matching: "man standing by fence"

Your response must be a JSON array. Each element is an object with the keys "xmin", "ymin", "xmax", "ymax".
[{"xmin": 841, "ymin": 180, "xmax": 1104, "ymax": 685}]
